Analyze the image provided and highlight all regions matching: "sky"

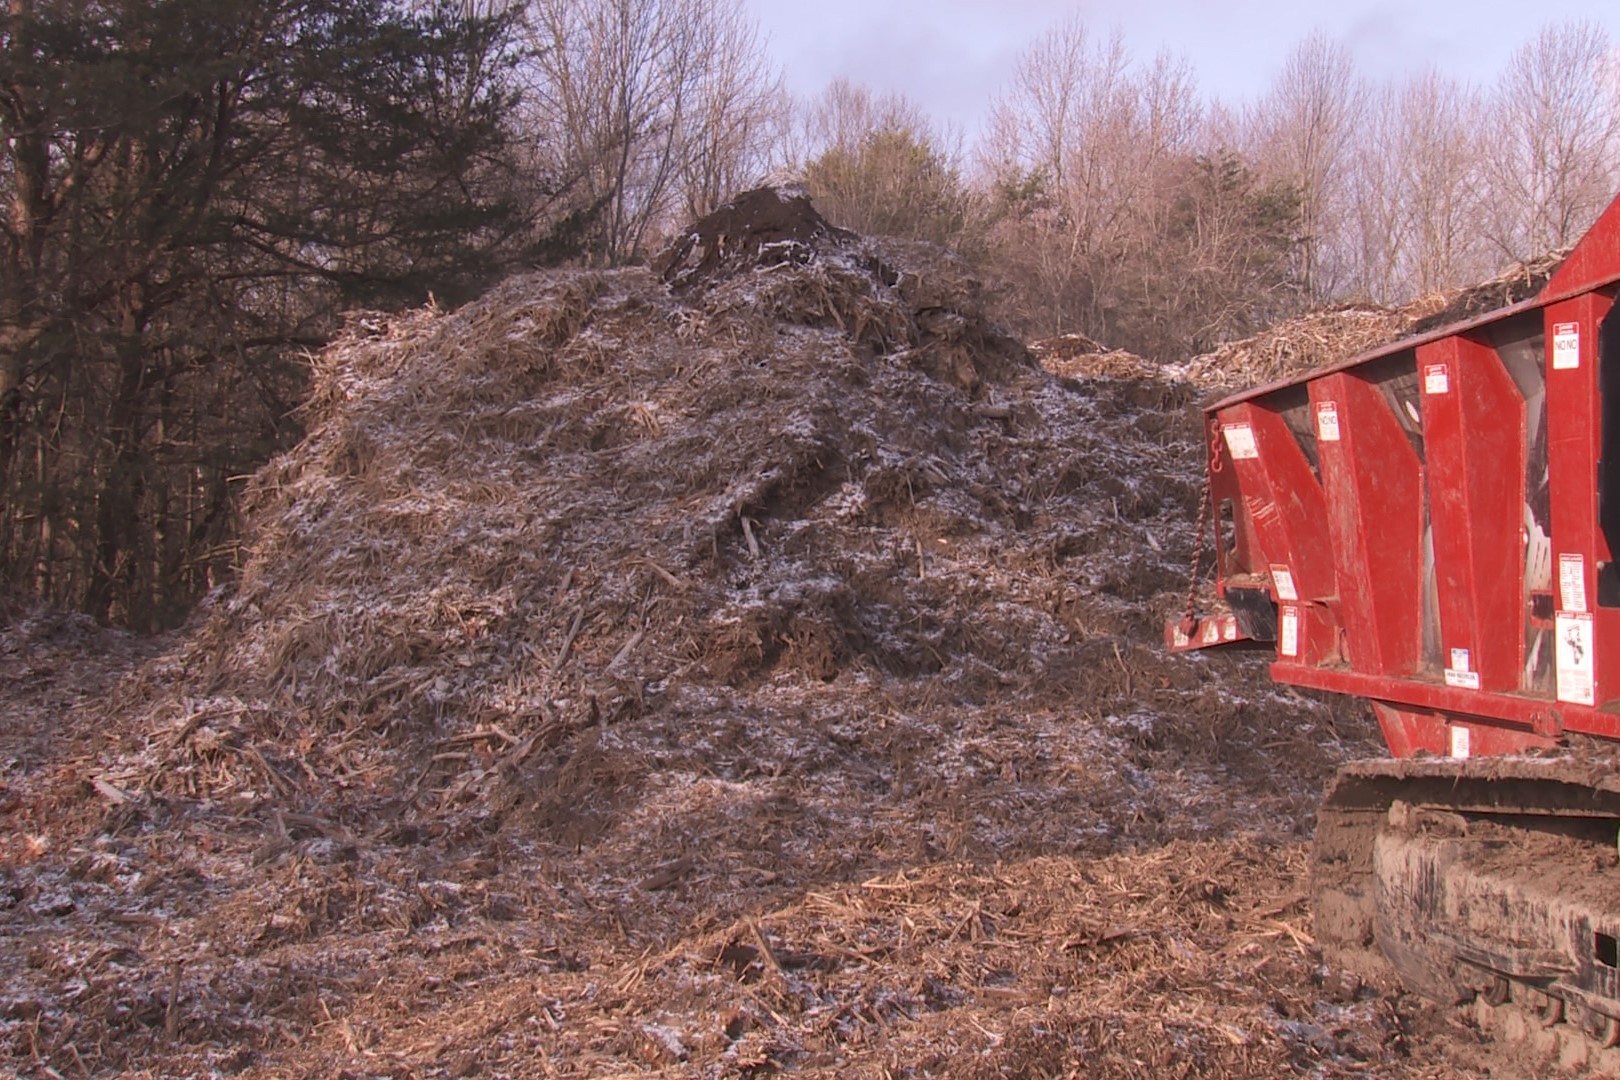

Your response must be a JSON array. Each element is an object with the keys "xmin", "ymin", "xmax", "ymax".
[{"xmin": 743, "ymin": 0, "xmax": 1620, "ymax": 140}]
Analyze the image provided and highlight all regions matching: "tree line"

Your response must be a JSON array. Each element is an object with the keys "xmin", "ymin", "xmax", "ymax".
[{"xmin": 3, "ymin": 0, "xmax": 1616, "ymax": 629}]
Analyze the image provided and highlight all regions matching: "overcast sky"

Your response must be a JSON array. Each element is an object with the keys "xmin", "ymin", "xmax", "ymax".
[{"xmin": 743, "ymin": 1, "xmax": 1620, "ymax": 139}]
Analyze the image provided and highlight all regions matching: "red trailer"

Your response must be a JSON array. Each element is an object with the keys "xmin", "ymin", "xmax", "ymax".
[{"xmin": 1172, "ymin": 193, "xmax": 1620, "ymax": 1058}]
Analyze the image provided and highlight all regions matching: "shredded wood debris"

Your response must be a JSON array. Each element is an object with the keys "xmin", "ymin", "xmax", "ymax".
[{"xmin": 0, "ymin": 190, "xmax": 1528, "ymax": 1078}]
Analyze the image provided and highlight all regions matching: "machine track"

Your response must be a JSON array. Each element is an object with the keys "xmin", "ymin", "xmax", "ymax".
[{"xmin": 1312, "ymin": 754, "xmax": 1620, "ymax": 1072}]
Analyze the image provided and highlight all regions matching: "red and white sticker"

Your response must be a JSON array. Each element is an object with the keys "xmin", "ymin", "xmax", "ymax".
[
  {"xmin": 1270, "ymin": 564, "xmax": 1298, "ymax": 601},
  {"xmin": 1423, "ymin": 363, "xmax": 1450, "ymax": 395},
  {"xmin": 1202, "ymin": 619, "xmax": 1221, "ymax": 645},
  {"xmin": 1560, "ymin": 553, "xmax": 1587, "ymax": 613},
  {"xmin": 1553, "ymin": 321, "xmax": 1581, "ymax": 370},
  {"xmin": 1222, "ymin": 423, "xmax": 1258, "ymax": 460},
  {"xmin": 1279, "ymin": 605, "xmax": 1300, "ymax": 658},
  {"xmin": 1556, "ymin": 612, "xmax": 1596, "ymax": 706},
  {"xmin": 1315, "ymin": 400, "xmax": 1341, "ymax": 442}
]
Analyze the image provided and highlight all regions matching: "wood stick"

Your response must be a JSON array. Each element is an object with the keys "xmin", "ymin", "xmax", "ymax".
[
  {"xmin": 165, "ymin": 962, "xmax": 182, "ymax": 1041},
  {"xmin": 748, "ymin": 919, "xmax": 783, "ymax": 979},
  {"xmin": 551, "ymin": 606, "xmax": 586, "ymax": 674},
  {"xmin": 639, "ymin": 558, "xmax": 688, "ymax": 592}
]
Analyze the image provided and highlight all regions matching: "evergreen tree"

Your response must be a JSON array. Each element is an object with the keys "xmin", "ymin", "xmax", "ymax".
[{"xmin": 0, "ymin": 0, "xmax": 583, "ymax": 627}]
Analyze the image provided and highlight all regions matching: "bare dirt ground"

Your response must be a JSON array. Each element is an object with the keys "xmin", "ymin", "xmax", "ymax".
[{"xmin": 0, "ymin": 190, "xmax": 1559, "ymax": 1078}]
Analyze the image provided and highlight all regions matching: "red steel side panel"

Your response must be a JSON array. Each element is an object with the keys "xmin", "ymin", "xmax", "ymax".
[
  {"xmin": 1309, "ymin": 371, "xmax": 1423, "ymax": 676},
  {"xmin": 1216, "ymin": 402, "xmax": 1339, "ymax": 664},
  {"xmin": 1217, "ymin": 403, "xmax": 1336, "ymax": 599},
  {"xmin": 1205, "ymin": 417, "xmax": 1265, "ymax": 581},
  {"xmin": 1372, "ymin": 703, "xmax": 1561, "ymax": 758},
  {"xmin": 1544, "ymin": 197, "xmax": 1620, "ymax": 299},
  {"xmin": 1416, "ymin": 335, "xmax": 1526, "ymax": 693},
  {"xmin": 1545, "ymin": 295, "xmax": 1619, "ymax": 716},
  {"xmin": 1372, "ymin": 703, "xmax": 1448, "ymax": 758}
]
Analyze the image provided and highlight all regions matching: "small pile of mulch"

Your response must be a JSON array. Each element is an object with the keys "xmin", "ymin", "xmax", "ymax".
[{"xmin": 1030, "ymin": 335, "xmax": 1163, "ymax": 381}]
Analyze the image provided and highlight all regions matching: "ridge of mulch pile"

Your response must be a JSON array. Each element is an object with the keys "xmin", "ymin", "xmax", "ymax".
[
  {"xmin": 1177, "ymin": 250, "xmax": 1570, "ymax": 390},
  {"xmin": 1032, "ymin": 250, "xmax": 1570, "ymax": 391},
  {"xmin": 0, "ymin": 189, "xmax": 1469, "ymax": 1079}
]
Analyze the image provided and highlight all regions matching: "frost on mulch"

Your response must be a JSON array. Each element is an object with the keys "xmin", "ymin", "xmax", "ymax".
[{"xmin": 0, "ymin": 189, "xmax": 1434, "ymax": 1078}]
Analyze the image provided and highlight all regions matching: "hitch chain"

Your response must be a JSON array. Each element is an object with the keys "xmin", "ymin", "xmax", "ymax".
[{"xmin": 1180, "ymin": 474, "xmax": 1213, "ymax": 636}]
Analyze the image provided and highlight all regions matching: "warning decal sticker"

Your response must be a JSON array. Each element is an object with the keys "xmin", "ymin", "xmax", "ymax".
[
  {"xmin": 1556, "ymin": 612, "xmax": 1595, "ymax": 706},
  {"xmin": 1279, "ymin": 606, "xmax": 1300, "ymax": 658},
  {"xmin": 1270, "ymin": 565, "xmax": 1298, "ymax": 602},
  {"xmin": 1449, "ymin": 725, "xmax": 1471, "ymax": 759},
  {"xmin": 1553, "ymin": 321, "xmax": 1581, "ymax": 370},
  {"xmin": 1222, "ymin": 423, "xmax": 1258, "ymax": 460},
  {"xmin": 1559, "ymin": 553, "xmax": 1587, "ymax": 613},
  {"xmin": 1423, "ymin": 363, "xmax": 1449, "ymax": 395},
  {"xmin": 1445, "ymin": 645, "xmax": 1479, "ymax": 690},
  {"xmin": 1315, "ymin": 401, "xmax": 1341, "ymax": 442}
]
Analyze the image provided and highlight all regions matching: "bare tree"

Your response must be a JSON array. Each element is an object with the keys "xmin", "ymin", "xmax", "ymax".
[
  {"xmin": 677, "ymin": 13, "xmax": 788, "ymax": 219},
  {"xmin": 1397, "ymin": 71, "xmax": 1490, "ymax": 294},
  {"xmin": 978, "ymin": 18, "xmax": 1205, "ymax": 344},
  {"xmin": 1246, "ymin": 32, "xmax": 1363, "ymax": 301},
  {"xmin": 524, "ymin": 0, "xmax": 782, "ymax": 264},
  {"xmin": 1343, "ymin": 84, "xmax": 1407, "ymax": 302},
  {"xmin": 793, "ymin": 78, "xmax": 935, "ymax": 162},
  {"xmin": 1343, "ymin": 72, "xmax": 1489, "ymax": 303},
  {"xmin": 794, "ymin": 81, "xmax": 976, "ymax": 247},
  {"xmin": 1484, "ymin": 19, "xmax": 1620, "ymax": 261}
]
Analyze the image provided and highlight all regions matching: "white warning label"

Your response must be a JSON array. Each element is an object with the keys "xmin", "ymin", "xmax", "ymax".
[
  {"xmin": 1449, "ymin": 647, "xmax": 1471, "ymax": 673},
  {"xmin": 1423, "ymin": 363, "xmax": 1450, "ymax": 395},
  {"xmin": 1553, "ymin": 321, "xmax": 1581, "ymax": 370},
  {"xmin": 1222, "ymin": 423, "xmax": 1259, "ymax": 460},
  {"xmin": 1449, "ymin": 725, "xmax": 1471, "ymax": 759},
  {"xmin": 1270, "ymin": 565, "xmax": 1298, "ymax": 601},
  {"xmin": 1556, "ymin": 612, "xmax": 1596, "ymax": 706},
  {"xmin": 1279, "ymin": 606, "xmax": 1300, "ymax": 658},
  {"xmin": 1444, "ymin": 668, "xmax": 1481, "ymax": 690},
  {"xmin": 1559, "ymin": 553, "xmax": 1587, "ymax": 613},
  {"xmin": 1315, "ymin": 400, "xmax": 1341, "ymax": 442}
]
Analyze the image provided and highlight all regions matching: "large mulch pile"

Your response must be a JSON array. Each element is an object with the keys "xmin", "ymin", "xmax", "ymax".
[{"xmin": 1, "ymin": 190, "xmax": 1527, "ymax": 1078}]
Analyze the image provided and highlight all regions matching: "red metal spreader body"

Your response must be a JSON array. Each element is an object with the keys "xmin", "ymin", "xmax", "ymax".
[
  {"xmin": 1172, "ymin": 193, "xmax": 1620, "ymax": 763},
  {"xmin": 1170, "ymin": 195, "xmax": 1620, "ymax": 1057}
]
